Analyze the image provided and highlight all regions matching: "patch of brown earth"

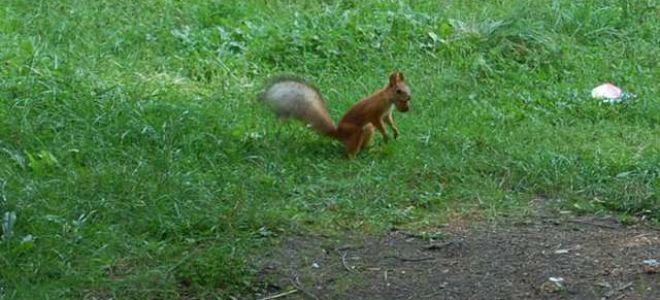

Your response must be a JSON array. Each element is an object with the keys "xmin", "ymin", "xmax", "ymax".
[{"xmin": 250, "ymin": 217, "xmax": 659, "ymax": 300}]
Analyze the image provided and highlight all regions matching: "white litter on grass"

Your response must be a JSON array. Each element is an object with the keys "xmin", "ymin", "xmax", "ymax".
[
  {"xmin": 591, "ymin": 83, "xmax": 622, "ymax": 99},
  {"xmin": 591, "ymin": 83, "xmax": 635, "ymax": 104},
  {"xmin": 549, "ymin": 277, "xmax": 565, "ymax": 287},
  {"xmin": 549, "ymin": 277, "xmax": 564, "ymax": 283},
  {"xmin": 643, "ymin": 259, "xmax": 659, "ymax": 267}
]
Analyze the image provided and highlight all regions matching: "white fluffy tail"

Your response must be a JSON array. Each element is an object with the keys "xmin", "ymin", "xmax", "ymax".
[{"xmin": 259, "ymin": 76, "xmax": 337, "ymax": 137}]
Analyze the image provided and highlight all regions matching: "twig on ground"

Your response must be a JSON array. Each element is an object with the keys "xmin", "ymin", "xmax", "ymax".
[
  {"xmin": 257, "ymin": 289, "xmax": 299, "ymax": 300},
  {"xmin": 617, "ymin": 282, "xmax": 633, "ymax": 291},
  {"xmin": 396, "ymin": 256, "xmax": 435, "ymax": 262},
  {"xmin": 340, "ymin": 251, "xmax": 355, "ymax": 273},
  {"xmin": 288, "ymin": 277, "xmax": 319, "ymax": 300}
]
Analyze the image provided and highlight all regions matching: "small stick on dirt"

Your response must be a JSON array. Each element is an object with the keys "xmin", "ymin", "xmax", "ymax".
[
  {"xmin": 617, "ymin": 282, "xmax": 633, "ymax": 291},
  {"xmin": 395, "ymin": 255, "xmax": 435, "ymax": 262},
  {"xmin": 631, "ymin": 233, "xmax": 655, "ymax": 239},
  {"xmin": 258, "ymin": 289, "xmax": 299, "ymax": 300},
  {"xmin": 340, "ymin": 251, "xmax": 355, "ymax": 273},
  {"xmin": 288, "ymin": 277, "xmax": 319, "ymax": 300}
]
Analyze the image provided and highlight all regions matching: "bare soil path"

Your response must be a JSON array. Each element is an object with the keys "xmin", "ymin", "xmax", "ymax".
[{"xmin": 250, "ymin": 217, "xmax": 659, "ymax": 300}]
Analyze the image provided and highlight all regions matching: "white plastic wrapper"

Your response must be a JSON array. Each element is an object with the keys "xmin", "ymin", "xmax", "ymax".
[
  {"xmin": 591, "ymin": 83, "xmax": 622, "ymax": 99},
  {"xmin": 591, "ymin": 83, "xmax": 635, "ymax": 104}
]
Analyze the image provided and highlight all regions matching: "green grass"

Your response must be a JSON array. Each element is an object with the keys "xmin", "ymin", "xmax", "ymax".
[{"xmin": 1, "ymin": 0, "xmax": 658, "ymax": 298}]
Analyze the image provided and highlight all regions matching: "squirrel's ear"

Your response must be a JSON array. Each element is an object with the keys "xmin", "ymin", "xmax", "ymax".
[{"xmin": 389, "ymin": 71, "xmax": 402, "ymax": 86}]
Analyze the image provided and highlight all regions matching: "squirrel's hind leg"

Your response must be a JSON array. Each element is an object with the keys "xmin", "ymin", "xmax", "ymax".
[
  {"xmin": 344, "ymin": 130, "xmax": 366, "ymax": 158},
  {"xmin": 361, "ymin": 124, "xmax": 375, "ymax": 150}
]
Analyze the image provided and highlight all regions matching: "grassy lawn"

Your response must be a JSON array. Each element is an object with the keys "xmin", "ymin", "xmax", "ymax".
[{"xmin": 1, "ymin": 0, "xmax": 658, "ymax": 298}]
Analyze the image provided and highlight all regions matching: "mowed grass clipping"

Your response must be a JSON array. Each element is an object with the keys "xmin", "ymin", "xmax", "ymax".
[{"xmin": 0, "ymin": 0, "xmax": 658, "ymax": 298}]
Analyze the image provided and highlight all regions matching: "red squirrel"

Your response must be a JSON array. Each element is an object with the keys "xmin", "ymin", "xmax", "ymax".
[{"xmin": 259, "ymin": 72, "xmax": 411, "ymax": 157}]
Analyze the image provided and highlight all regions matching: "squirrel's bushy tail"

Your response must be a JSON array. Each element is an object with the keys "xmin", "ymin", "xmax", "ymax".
[{"xmin": 259, "ymin": 76, "xmax": 337, "ymax": 137}]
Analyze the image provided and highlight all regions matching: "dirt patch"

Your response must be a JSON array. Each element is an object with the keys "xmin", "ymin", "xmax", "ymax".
[{"xmin": 248, "ymin": 217, "xmax": 659, "ymax": 300}]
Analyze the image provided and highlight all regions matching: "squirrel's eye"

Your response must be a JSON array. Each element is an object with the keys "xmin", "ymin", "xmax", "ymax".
[{"xmin": 395, "ymin": 89, "xmax": 402, "ymax": 94}]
